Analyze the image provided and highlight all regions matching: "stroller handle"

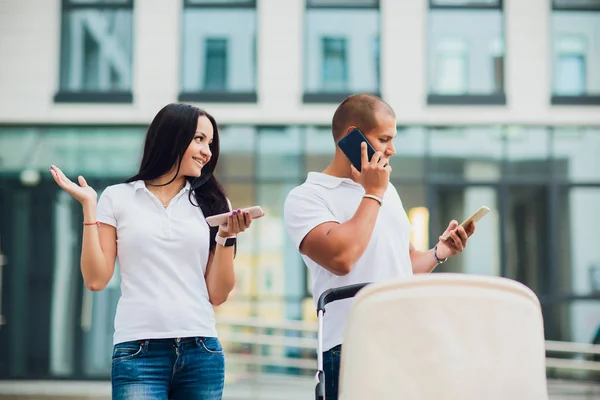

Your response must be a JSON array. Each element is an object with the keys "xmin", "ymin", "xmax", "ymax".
[
  {"xmin": 316, "ymin": 282, "xmax": 371, "ymax": 315},
  {"xmin": 315, "ymin": 282, "xmax": 371, "ymax": 400}
]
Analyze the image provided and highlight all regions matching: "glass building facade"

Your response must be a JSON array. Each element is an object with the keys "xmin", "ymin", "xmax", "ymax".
[{"xmin": 1, "ymin": 125, "xmax": 600, "ymax": 379}]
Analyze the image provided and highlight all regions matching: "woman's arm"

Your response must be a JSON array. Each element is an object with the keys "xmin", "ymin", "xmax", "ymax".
[
  {"xmin": 80, "ymin": 202, "xmax": 117, "ymax": 291},
  {"xmin": 51, "ymin": 166, "xmax": 117, "ymax": 291},
  {"xmin": 205, "ymin": 209, "xmax": 252, "ymax": 306}
]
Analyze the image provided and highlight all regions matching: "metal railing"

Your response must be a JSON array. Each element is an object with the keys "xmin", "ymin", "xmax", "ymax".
[{"xmin": 216, "ymin": 316, "xmax": 600, "ymax": 377}]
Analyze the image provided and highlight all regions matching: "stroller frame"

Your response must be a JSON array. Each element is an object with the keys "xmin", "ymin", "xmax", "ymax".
[{"xmin": 315, "ymin": 282, "xmax": 371, "ymax": 400}]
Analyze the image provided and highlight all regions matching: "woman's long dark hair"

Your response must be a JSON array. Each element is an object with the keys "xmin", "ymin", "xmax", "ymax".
[{"xmin": 125, "ymin": 103, "xmax": 229, "ymax": 253}]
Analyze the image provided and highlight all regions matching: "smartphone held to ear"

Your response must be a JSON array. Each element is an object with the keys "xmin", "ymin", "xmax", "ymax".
[
  {"xmin": 441, "ymin": 206, "xmax": 490, "ymax": 241},
  {"xmin": 337, "ymin": 128, "xmax": 376, "ymax": 172},
  {"xmin": 205, "ymin": 205, "xmax": 265, "ymax": 227}
]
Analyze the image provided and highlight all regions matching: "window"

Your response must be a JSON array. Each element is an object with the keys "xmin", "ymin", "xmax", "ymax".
[
  {"xmin": 304, "ymin": 0, "xmax": 380, "ymax": 103},
  {"xmin": 180, "ymin": 0, "xmax": 257, "ymax": 102},
  {"xmin": 55, "ymin": 0, "xmax": 134, "ymax": 103},
  {"xmin": 203, "ymin": 38, "xmax": 228, "ymax": 91},
  {"xmin": 435, "ymin": 39, "xmax": 468, "ymax": 95},
  {"xmin": 427, "ymin": 0, "xmax": 506, "ymax": 105},
  {"xmin": 551, "ymin": 1, "xmax": 600, "ymax": 104},
  {"xmin": 321, "ymin": 38, "xmax": 348, "ymax": 91}
]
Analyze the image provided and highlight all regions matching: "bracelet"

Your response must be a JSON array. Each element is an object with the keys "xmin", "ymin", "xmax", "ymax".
[
  {"xmin": 433, "ymin": 244, "xmax": 447, "ymax": 264},
  {"xmin": 363, "ymin": 194, "xmax": 383, "ymax": 206},
  {"xmin": 83, "ymin": 221, "xmax": 100, "ymax": 226}
]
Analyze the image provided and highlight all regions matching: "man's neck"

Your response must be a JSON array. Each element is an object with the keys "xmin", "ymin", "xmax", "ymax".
[{"xmin": 322, "ymin": 153, "xmax": 357, "ymax": 182}]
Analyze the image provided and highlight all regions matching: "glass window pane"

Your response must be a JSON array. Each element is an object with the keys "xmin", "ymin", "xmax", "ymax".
[
  {"xmin": 428, "ymin": 10, "xmax": 504, "ymax": 95},
  {"xmin": 308, "ymin": 0, "xmax": 378, "ymax": 6},
  {"xmin": 551, "ymin": 11, "xmax": 600, "ymax": 96},
  {"xmin": 556, "ymin": 187, "xmax": 600, "ymax": 300},
  {"xmin": 256, "ymin": 127, "xmax": 303, "ymax": 179},
  {"xmin": 305, "ymin": 127, "xmax": 335, "ymax": 175},
  {"xmin": 182, "ymin": 8, "xmax": 256, "ymax": 93},
  {"xmin": 553, "ymin": 127, "xmax": 600, "ymax": 182},
  {"xmin": 428, "ymin": 127, "xmax": 503, "ymax": 182},
  {"xmin": 0, "ymin": 127, "xmax": 145, "ymax": 178},
  {"xmin": 203, "ymin": 38, "xmax": 228, "ymax": 90},
  {"xmin": 431, "ymin": 0, "xmax": 500, "ymax": 6},
  {"xmin": 389, "ymin": 127, "xmax": 426, "ymax": 180},
  {"xmin": 216, "ymin": 126, "xmax": 255, "ymax": 179},
  {"xmin": 321, "ymin": 37, "xmax": 348, "ymax": 91},
  {"xmin": 60, "ymin": 9, "xmax": 133, "ymax": 92},
  {"xmin": 555, "ymin": 300, "xmax": 600, "ymax": 347},
  {"xmin": 505, "ymin": 127, "xmax": 551, "ymax": 179},
  {"xmin": 305, "ymin": 9, "xmax": 379, "ymax": 93},
  {"xmin": 255, "ymin": 183, "xmax": 305, "ymax": 320},
  {"xmin": 553, "ymin": 0, "xmax": 600, "ymax": 9}
]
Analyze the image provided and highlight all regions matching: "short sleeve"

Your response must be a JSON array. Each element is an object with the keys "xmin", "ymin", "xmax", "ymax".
[
  {"xmin": 283, "ymin": 187, "xmax": 339, "ymax": 253},
  {"xmin": 97, "ymin": 186, "xmax": 117, "ymax": 227}
]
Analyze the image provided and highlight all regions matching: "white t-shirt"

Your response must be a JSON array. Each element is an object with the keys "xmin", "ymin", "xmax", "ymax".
[
  {"xmin": 283, "ymin": 172, "xmax": 414, "ymax": 351},
  {"xmin": 97, "ymin": 180, "xmax": 218, "ymax": 345}
]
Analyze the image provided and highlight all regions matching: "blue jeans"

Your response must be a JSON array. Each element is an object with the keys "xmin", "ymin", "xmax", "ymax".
[
  {"xmin": 111, "ymin": 337, "xmax": 225, "ymax": 400},
  {"xmin": 322, "ymin": 344, "xmax": 342, "ymax": 400}
]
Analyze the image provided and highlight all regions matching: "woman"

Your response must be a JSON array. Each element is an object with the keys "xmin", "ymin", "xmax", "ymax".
[{"xmin": 50, "ymin": 103, "xmax": 252, "ymax": 399}]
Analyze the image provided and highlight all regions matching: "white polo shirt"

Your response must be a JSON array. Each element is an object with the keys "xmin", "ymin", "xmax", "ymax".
[
  {"xmin": 96, "ymin": 180, "xmax": 218, "ymax": 345},
  {"xmin": 283, "ymin": 172, "xmax": 414, "ymax": 352}
]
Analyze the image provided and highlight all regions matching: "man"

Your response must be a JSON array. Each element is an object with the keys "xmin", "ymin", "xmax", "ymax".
[{"xmin": 283, "ymin": 94, "xmax": 474, "ymax": 400}]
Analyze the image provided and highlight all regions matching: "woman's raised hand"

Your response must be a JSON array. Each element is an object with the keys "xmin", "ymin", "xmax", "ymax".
[{"xmin": 50, "ymin": 165, "xmax": 97, "ymax": 205}]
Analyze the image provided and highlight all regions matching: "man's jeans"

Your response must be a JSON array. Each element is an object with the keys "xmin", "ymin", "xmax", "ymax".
[
  {"xmin": 323, "ymin": 344, "xmax": 342, "ymax": 400},
  {"xmin": 111, "ymin": 337, "xmax": 224, "ymax": 400}
]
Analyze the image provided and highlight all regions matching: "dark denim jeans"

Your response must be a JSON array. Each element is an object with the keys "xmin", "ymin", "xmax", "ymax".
[
  {"xmin": 322, "ymin": 344, "xmax": 342, "ymax": 400},
  {"xmin": 111, "ymin": 337, "xmax": 224, "ymax": 400}
]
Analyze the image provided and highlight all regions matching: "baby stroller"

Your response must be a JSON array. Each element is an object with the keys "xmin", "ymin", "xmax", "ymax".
[{"xmin": 314, "ymin": 274, "xmax": 548, "ymax": 400}]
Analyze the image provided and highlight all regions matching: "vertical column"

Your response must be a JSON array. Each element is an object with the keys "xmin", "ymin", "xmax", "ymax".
[
  {"xmin": 134, "ymin": 0, "xmax": 181, "ymax": 111},
  {"xmin": 257, "ymin": 0, "xmax": 304, "ymax": 112},
  {"xmin": 8, "ymin": 190, "xmax": 30, "ymax": 377},
  {"xmin": 380, "ymin": 0, "xmax": 428, "ymax": 120},
  {"xmin": 505, "ymin": 0, "xmax": 550, "ymax": 113}
]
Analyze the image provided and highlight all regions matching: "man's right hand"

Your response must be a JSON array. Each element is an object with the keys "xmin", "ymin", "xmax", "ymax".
[{"xmin": 351, "ymin": 142, "xmax": 391, "ymax": 198}]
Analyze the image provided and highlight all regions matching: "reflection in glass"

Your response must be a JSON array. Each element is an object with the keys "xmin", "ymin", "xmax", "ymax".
[
  {"xmin": 305, "ymin": 9, "xmax": 379, "ymax": 93},
  {"xmin": 556, "ymin": 187, "xmax": 600, "ymax": 300},
  {"xmin": 216, "ymin": 126, "xmax": 255, "ymax": 179},
  {"xmin": 256, "ymin": 183, "xmax": 305, "ymax": 321},
  {"xmin": 204, "ymin": 38, "xmax": 228, "ymax": 91},
  {"xmin": 0, "ymin": 127, "xmax": 145, "ymax": 178},
  {"xmin": 321, "ymin": 37, "xmax": 348, "ymax": 91},
  {"xmin": 389, "ymin": 127, "xmax": 426, "ymax": 180},
  {"xmin": 553, "ymin": 127, "xmax": 600, "ymax": 182},
  {"xmin": 551, "ymin": 11, "xmax": 600, "ymax": 95},
  {"xmin": 505, "ymin": 127, "xmax": 551, "ymax": 179},
  {"xmin": 182, "ymin": 8, "xmax": 256, "ymax": 93},
  {"xmin": 305, "ymin": 127, "xmax": 334, "ymax": 175},
  {"xmin": 428, "ymin": 126, "xmax": 503, "ymax": 181},
  {"xmin": 60, "ymin": 9, "xmax": 133, "ymax": 92},
  {"xmin": 256, "ymin": 127, "xmax": 303, "ymax": 180},
  {"xmin": 428, "ymin": 10, "xmax": 504, "ymax": 95}
]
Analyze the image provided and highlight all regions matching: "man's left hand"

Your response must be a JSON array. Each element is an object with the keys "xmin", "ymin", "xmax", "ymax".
[{"xmin": 436, "ymin": 220, "xmax": 475, "ymax": 260}]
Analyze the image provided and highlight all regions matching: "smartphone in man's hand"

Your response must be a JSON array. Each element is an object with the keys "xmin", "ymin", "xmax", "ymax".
[{"xmin": 338, "ymin": 128, "xmax": 376, "ymax": 172}]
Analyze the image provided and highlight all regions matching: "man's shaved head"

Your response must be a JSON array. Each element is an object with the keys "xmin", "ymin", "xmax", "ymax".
[{"xmin": 332, "ymin": 94, "xmax": 396, "ymax": 141}]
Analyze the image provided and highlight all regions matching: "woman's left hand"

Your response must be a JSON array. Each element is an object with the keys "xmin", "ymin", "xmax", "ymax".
[{"xmin": 218, "ymin": 209, "xmax": 253, "ymax": 236}]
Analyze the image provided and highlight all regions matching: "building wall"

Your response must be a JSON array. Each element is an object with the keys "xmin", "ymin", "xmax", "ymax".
[{"xmin": 1, "ymin": 0, "xmax": 599, "ymax": 125}]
